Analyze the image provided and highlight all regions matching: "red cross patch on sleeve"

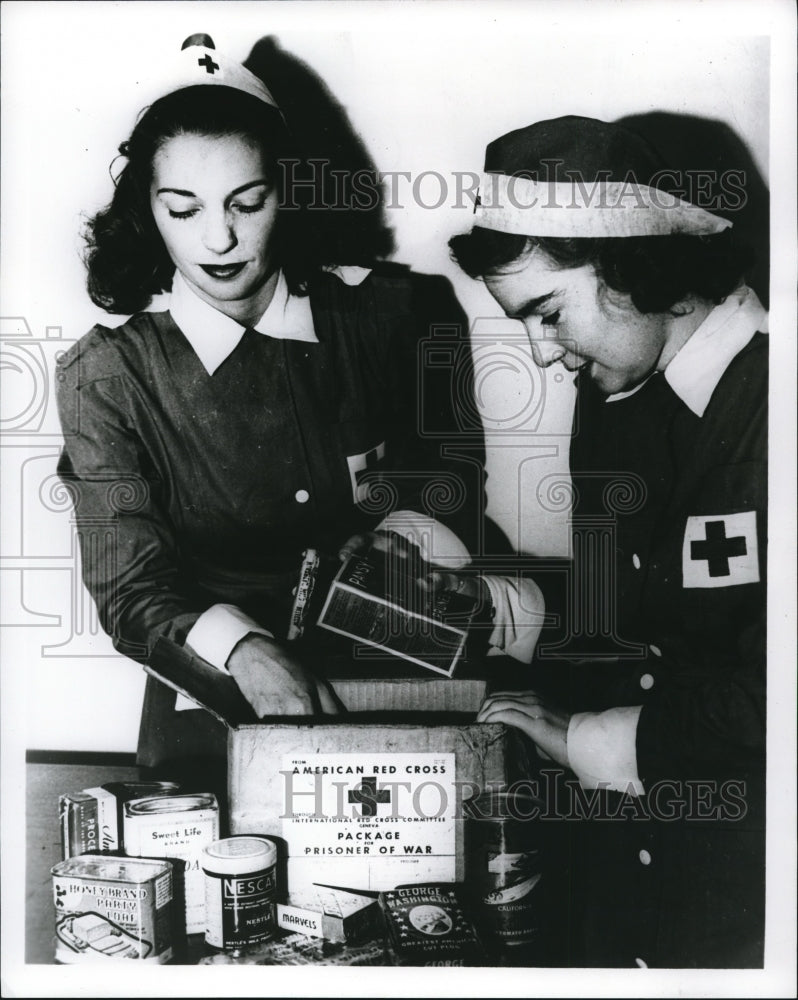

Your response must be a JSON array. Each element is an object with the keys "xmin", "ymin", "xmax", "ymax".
[
  {"xmin": 682, "ymin": 511, "xmax": 760, "ymax": 588},
  {"xmin": 346, "ymin": 442, "xmax": 386, "ymax": 503}
]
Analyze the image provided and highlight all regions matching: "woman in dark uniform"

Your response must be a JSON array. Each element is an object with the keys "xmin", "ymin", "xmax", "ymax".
[
  {"xmin": 56, "ymin": 36, "xmax": 492, "ymax": 768},
  {"xmin": 450, "ymin": 116, "xmax": 767, "ymax": 967}
]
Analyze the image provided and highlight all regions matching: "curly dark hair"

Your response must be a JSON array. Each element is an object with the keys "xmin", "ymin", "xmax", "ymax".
[
  {"xmin": 84, "ymin": 85, "xmax": 387, "ymax": 314},
  {"xmin": 448, "ymin": 227, "xmax": 754, "ymax": 314}
]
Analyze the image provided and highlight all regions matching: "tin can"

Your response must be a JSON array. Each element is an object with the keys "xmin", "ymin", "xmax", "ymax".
[
  {"xmin": 99, "ymin": 781, "xmax": 182, "ymax": 851},
  {"xmin": 51, "ymin": 855, "xmax": 174, "ymax": 964},
  {"xmin": 202, "ymin": 836, "xmax": 278, "ymax": 952},
  {"xmin": 123, "ymin": 793, "xmax": 219, "ymax": 935},
  {"xmin": 464, "ymin": 790, "xmax": 544, "ymax": 950}
]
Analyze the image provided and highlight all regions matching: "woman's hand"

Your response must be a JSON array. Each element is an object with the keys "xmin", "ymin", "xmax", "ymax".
[
  {"xmin": 477, "ymin": 690, "xmax": 571, "ymax": 768},
  {"xmin": 339, "ymin": 529, "xmax": 424, "ymax": 571},
  {"xmin": 227, "ymin": 634, "xmax": 339, "ymax": 717},
  {"xmin": 415, "ymin": 568, "xmax": 489, "ymax": 604},
  {"xmin": 340, "ymin": 533, "xmax": 486, "ymax": 600}
]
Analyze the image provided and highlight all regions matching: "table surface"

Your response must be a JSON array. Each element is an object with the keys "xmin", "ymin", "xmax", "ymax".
[{"xmin": 26, "ymin": 757, "xmax": 560, "ymax": 968}]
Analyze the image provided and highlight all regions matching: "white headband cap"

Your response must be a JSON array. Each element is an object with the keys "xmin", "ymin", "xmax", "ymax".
[
  {"xmin": 472, "ymin": 117, "xmax": 733, "ymax": 239},
  {"xmin": 474, "ymin": 174, "xmax": 732, "ymax": 238},
  {"xmin": 154, "ymin": 34, "xmax": 280, "ymax": 110}
]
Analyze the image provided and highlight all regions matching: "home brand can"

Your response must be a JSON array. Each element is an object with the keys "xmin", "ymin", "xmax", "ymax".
[
  {"xmin": 202, "ymin": 836, "xmax": 279, "ymax": 951},
  {"xmin": 51, "ymin": 855, "xmax": 174, "ymax": 963},
  {"xmin": 123, "ymin": 793, "xmax": 219, "ymax": 935},
  {"xmin": 463, "ymin": 790, "xmax": 544, "ymax": 950}
]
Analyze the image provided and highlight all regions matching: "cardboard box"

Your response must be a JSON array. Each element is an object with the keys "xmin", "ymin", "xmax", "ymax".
[{"xmin": 228, "ymin": 678, "xmax": 525, "ymax": 903}]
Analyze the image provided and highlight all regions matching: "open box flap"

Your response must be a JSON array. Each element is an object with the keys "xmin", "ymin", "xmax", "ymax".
[{"xmin": 145, "ymin": 635, "xmax": 489, "ymax": 727}]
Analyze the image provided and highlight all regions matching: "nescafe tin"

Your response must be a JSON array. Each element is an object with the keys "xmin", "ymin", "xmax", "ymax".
[
  {"xmin": 51, "ymin": 855, "xmax": 174, "ymax": 964},
  {"xmin": 123, "ymin": 793, "xmax": 219, "ymax": 935},
  {"xmin": 202, "ymin": 836, "xmax": 278, "ymax": 952},
  {"xmin": 464, "ymin": 790, "xmax": 544, "ymax": 949}
]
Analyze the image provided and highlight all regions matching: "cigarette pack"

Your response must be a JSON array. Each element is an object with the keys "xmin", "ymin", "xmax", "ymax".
[
  {"xmin": 59, "ymin": 793, "xmax": 100, "ymax": 859},
  {"xmin": 316, "ymin": 550, "xmax": 478, "ymax": 676},
  {"xmin": 276, "ymin": 886, "xmax": 381, "ymax": 943},
  {"xmin": 379, "ymin": 883, "xmax": 486, "ymax": 966},
  {"xmin": 286, "ymin": 547, "xmax": 478, "ymax": 675},
  {"xmin": 286, "ymin": 549, "xmax": 328, "ymax": 640}
]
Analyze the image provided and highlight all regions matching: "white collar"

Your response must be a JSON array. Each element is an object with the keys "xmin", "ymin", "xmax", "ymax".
[
  {"xmin": 605, "ymin": 286, "xmax": 767, "ymax": 416},
  {"xmin": 169, "ymin": 266, "xmax": 371, "ymax": 375},
  {"xmin": 663, "ymin": 286, "xmax": 767, "ymax": 416}
]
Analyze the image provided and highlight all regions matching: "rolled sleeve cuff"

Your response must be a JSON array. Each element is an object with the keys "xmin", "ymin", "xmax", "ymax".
[
  {"xmin": 481, "ymin": 575, "xmax": 545, "ymax": 664},
  {"xmin": 185, "ymin": 604, "xmax": 273, "ymax": 674},
  {"xmin": 566, "ymin": 706, "xmax": 645, "ymax": 796}
]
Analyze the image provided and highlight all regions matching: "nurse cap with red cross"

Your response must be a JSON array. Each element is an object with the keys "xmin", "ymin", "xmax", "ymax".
[{"xmin": 157, "ymin": 33, "xmax": 280, "ymax": 110}]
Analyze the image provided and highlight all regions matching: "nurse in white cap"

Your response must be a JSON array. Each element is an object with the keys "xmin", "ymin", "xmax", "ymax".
[{"xmin": 56, "ymin": 36, "xmax": 496, "ymax": 765}]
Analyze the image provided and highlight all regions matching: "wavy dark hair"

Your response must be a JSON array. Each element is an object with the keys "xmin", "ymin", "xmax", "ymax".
[
  {"xmin": 84, "ymin": 85, "xmax": 380, "ymax": 314},
  {"xmin": 448, "ymin": 227, "xmax": 754, "ymax": 314}
]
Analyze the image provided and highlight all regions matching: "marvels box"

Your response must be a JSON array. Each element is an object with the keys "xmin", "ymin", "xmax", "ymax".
[{"xmin": 228, "ymin": 678, "xmax": 525, "ymax": 903}]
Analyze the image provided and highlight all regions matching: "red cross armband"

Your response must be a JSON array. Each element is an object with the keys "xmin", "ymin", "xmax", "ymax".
[{"xmin": 682, "ymin": 512, "xmax": 760, "ymax": 588}]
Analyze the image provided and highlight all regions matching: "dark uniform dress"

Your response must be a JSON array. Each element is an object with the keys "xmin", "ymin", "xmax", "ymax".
[
  {"xmin": 531, "ymin": 313, "xmax": 767, "ymax": 968},
  {"xmin": 56, "ymin": 268, "xmax": 485, "ymax": 766}
]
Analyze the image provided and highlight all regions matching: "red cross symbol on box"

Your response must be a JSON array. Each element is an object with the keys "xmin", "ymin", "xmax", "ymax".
[{"xmin": 347, "ymin": 776, "xmax": 391, "ymax": 817}]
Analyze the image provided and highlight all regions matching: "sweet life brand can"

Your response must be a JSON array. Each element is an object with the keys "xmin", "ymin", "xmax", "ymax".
[
  {"xmin": 51, "ymin": 855, "xmax": 174, "ymax": 964},
  {"xmin": 464, "ymin": 790, "xmax": 545, "ymax": 950},
  {"xmin": 123, "ymin": 793, "xmax": 219, "ymax": 935},
  {"xmin": 202, "ymin": 836, "xmax": 279, "ymax": 952}
]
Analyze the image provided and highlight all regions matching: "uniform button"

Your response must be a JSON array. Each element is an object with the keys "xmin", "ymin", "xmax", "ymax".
[
  {"xmin": 640, "ymin": 673, "xmax": 655, "ymax": 691},
  {"xmin": 635, "ymin": 957, "xmax": 648, "ymax": 969},
  {"xmin": 639, "ymin": 849, "xmax": 652, "ymax": 866},
  {"xmin": 632, "ymin": 553, "xmax": 641, "ymax": 570},
  {"xmin": 649, "ymin": 644, "xmax": 662, "ymax": 657},
  {"xmin": 294, "ymin": 489, "xmax": 310, "ymax": 504}
]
